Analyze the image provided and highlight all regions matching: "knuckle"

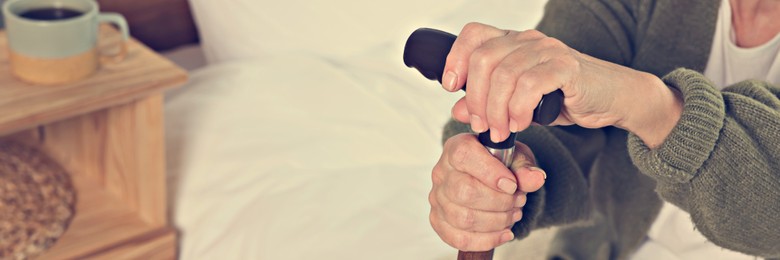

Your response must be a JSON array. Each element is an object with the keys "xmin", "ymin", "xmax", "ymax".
[
  {"xmin": 462, "ymin": 22, "xmax": 486, "ymax": 36},
  {"xmin": 454, "ymin": 178, "xmax": 478, "ymax": 203},
  {"xmin": 428, "ymin": 190, "xmax": 438, "ymax": 207},
  {"xmin": 507, "ymin": 103, "xmax": 525, "ymax": 119},
  {"xmin": 429, "ymin": 209, "xmax": 437, "ymax": 227},
  {"xmin": 452, "ymin": 233, "xmax": 471, "ymax": 250},
  {"xmin": 449, "ymin": 142, "xmax": 472, "ymax": 170},
  {"xmin": 517, "ymin": 71, "xmax": 540, "ymax": 90},
  {"xmin": 454, "ymin": 207, "xmax": 476, "ymax": 229},
  {"xmin": 515, "ymin": 73, "xmax": 536, "ymax": 91},
  {"xmin": 520, "ymin": 29, "xmax": 545, "ymax": 39},
  {"xmin": 442, "ymin": 135, "xmax": 457, "ymax": 151},
  {"xmin": 538, "ymin": 36, "xmax": 564, "ymax": 49},
  {"xmin": 431, "ymin": 212, "xmax": 448, "ymax": 241},
  {"xmin": 470, "ymin": 48, "xmax": 494, "ymax": 68},
  {"xmin": 431, "ymin": 163, "xmax": 444, "ymax": 185},
  {"xmin": 507, "ymin": 95, "xmax": 537, "ymax": 125},
  {"xmin": 491, "ymin": 66, "xmax": 517, "ymax": 85},
  {"xmin": 430, "ymin": 210, "xmax": 441, "ymax": 232}
]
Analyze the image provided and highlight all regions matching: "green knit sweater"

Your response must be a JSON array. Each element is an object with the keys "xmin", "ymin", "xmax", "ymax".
[{"xmin": 441, "ymin": 0, "xmax": 780, "ymax": 259}]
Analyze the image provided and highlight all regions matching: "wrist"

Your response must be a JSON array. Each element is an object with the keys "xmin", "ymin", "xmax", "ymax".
[{"xmin": 617, "ymin": 72, "xmax": 683, "ymax": 149}]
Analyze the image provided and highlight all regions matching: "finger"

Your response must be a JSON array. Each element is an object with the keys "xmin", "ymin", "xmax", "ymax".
[
  {"xmin": 510, "ymin": 141, "xmax": 538, "ymax": 168},
  {"xmin": 515, "ymin": 167, "xmax": 546, "ymax": 193},
  {"xmin": 509, "ymin": 142, "xmax": 545, "ymax": 193},
  {"xmin": 484, "ymin": 64, "xmax": 516, "ymax": 143},
  {"xmin": 484, "ymin": 39, "xmax": 548, "ymax": 142},
  {"xmin": 444, "ymin": 134, "xmax": 518, "ymax": 194},
  {"xmin": 452, "ymin": 97, "xmax": 470, "ymax": 123},
  {"xmin": 439, "ymin": 195, "xmax": 523, "ymax": 232},
  {"xmin": 430, "ymin": 210, "xmax": 515, "ymax": 252},
  {"xmin": 466, "ymin": 30, "xmax": 549, "ymax": 135},
  {"xmin": 464, "ymin": 35, "xmax": 522, "ymax": 134},
  {"xmin": 439, "ymin": 171, "xmax": 520, "ymax": 211},
  {"xmin": 508, "ymin": 58, "xmax": 572, "ymax": 132},
  {"xmin": 442, "ymin": 22, "xmax": 507, "ymax": 92}
]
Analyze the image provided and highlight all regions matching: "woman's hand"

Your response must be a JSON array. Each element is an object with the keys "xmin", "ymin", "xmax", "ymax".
[
  {"xmin": 443, "ymin": 23, "xmax": 682, "ymax": 148},
  {"xmin": 430, "ymin": 133, "xmax": 546, "ymax": 251}
]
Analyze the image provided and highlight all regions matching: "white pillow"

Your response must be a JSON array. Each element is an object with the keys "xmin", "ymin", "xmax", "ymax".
[{"xmin": 189, "ymin": 0, "xmax": 548, "ymax": 64}]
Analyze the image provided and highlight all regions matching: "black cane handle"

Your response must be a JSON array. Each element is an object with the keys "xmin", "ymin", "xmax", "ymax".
[{"xmin": 403, "ymin": 28, "xmax": 563, "ymax": 128}]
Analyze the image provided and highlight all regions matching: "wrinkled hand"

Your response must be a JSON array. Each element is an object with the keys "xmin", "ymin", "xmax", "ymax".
[
  {"xmin": 442, "ymin": 23, "xmax": 676, "ymax": 145},
  {"xmin": 430, "ymin": 133, "xmax": 546, "ymax": 252}
]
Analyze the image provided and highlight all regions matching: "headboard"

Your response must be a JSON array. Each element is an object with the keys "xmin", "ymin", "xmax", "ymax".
[{"xmin": 97, "ymin": 0, "xmax": 199, "ymax": 51}]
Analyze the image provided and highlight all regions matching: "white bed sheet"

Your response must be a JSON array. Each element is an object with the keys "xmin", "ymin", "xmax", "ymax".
[{"xmin": 165, "ymin": 51, "xmax": 464, "ymax": 259}]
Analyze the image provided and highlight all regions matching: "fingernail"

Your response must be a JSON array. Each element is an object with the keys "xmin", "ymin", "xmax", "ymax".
[
  {"xmin": 471, "ymin": 115, "xmax": 486, "ymax": 133},
  {"xmin": 443, "ymin": 71, "xmax": 458, "ymax": 91},
  {"xmin": 490, "ymin": 128, "xmax": 502, "ymax": 143},
  {"xmin": 515, "ymin": 196, "xmax": 526, "ymax": 208},
  {"xmin": 501, "ymin": 231, "xmax": 515, "ymax": 243},
  {"xmin": 512, "ymin": 209, "xmax": 523, "ymax": 222},
  {"xmin": 529, "ymin": 166, "xmax": 547, "ymax": 180},
  {"xmin": 498, "ymin": 178, "xmax": 517, "ymax": 194},
  {"xmin": 509, "ymin": 119, "xmax": 519, "ymax": 133}
]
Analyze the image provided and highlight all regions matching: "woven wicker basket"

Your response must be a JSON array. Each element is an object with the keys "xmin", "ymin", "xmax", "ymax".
[{"xmin": 0, "ymin": 141, "xmax": 76, "ymax": 259}]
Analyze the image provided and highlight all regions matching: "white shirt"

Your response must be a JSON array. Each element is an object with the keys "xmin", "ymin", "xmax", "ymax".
[{"xmin": 632, "ymin": 0, "xmax": 780, "ymax": 259}]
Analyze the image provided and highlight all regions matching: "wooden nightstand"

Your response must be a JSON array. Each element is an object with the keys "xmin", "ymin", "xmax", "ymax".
[{"xmin": 0, "ymin": 27, "xmax": 186, "ymax": 259}]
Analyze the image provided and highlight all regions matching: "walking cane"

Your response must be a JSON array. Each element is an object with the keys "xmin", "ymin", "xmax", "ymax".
[{"xmin": 403, "ymin": 28, "xmax": 562, "ymax": 260}]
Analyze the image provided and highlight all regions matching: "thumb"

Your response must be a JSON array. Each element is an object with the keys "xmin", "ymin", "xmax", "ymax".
[
  {"xmin": 445, "ymin": 134, "xmax": 519, "ymax": 194},
  {"xmin": 509, "ymin": 142, "xmax": 546, "ymax": 193}
]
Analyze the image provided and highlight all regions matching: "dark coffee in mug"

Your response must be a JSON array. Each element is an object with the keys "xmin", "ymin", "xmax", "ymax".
[
  {"xmin": 3, "ymin": 0, "xmax": 129, "ymax": 85},
  {"xmin": 20, "ymin": 8, "xmax": 83, "ymax": 20}
]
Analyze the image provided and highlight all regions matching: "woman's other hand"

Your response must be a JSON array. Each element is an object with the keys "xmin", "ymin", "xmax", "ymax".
[
  {"xmin": 443, "ymin": 22, "xmax": 682, "ymax": 148},
  {"xmin": 430, "ymin": 133, "xmax": 546, "ymax": 251}
]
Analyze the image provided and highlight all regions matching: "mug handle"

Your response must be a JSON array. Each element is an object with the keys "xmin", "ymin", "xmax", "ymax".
[{"xmin": 97, "ymin": 13, "xmax": 129, "ymax": 63}]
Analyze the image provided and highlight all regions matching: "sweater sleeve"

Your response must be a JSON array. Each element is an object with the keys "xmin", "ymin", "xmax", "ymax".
[{"xmin": 628, "ymin": 68, "xmax": 780, "ymax": 258}]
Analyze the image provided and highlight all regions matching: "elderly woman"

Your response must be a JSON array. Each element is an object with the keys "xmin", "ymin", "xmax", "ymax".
[{"xmin": 428, "ymin": 0, "xmax": 780, "ymax": 259}]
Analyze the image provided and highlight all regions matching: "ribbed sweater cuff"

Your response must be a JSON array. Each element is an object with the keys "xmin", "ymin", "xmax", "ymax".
[{"xmin": 628, "ymin": 68, "xmax": 725, "ymax": 183}]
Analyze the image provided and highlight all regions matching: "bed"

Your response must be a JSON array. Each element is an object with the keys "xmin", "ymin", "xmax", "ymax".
[{"xmin": 115, "ymin": 0, "xmax": 557, "ymax": 259}]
